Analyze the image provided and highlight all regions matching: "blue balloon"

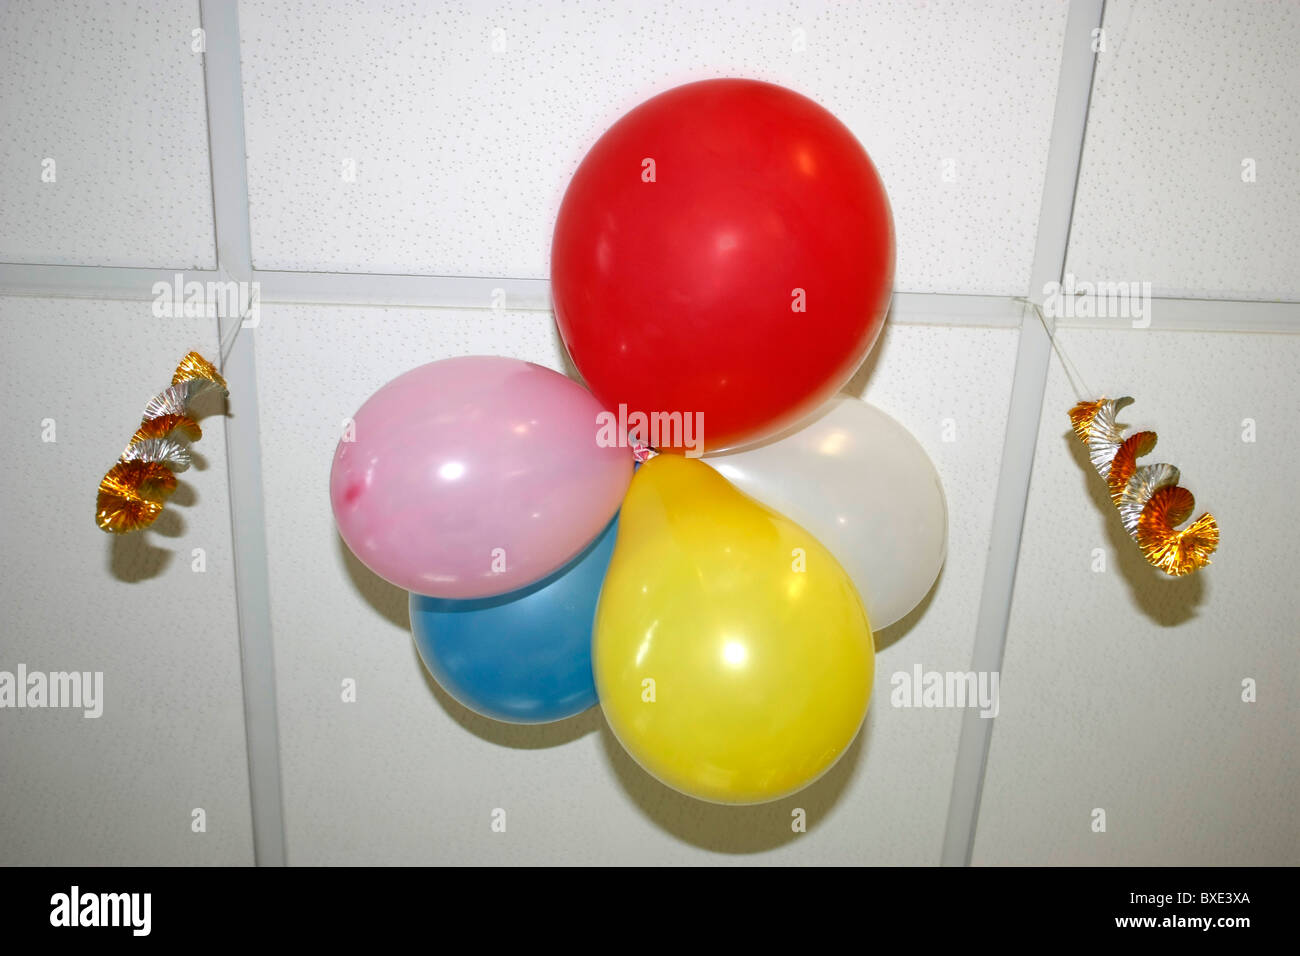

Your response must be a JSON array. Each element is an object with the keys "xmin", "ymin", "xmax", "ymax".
[{"xmin": 410, "ymin": 516, "xmax": 617, "ymax": 723}]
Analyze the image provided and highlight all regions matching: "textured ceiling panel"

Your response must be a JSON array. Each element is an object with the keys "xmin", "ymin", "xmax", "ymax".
[
  {"xmin": 975, "ymin": 325, "xmax": 1300, "ymax": 864},
  {"xmin": 0, "ymin": 296, "xmax": 251, "ymax": 864},
  {"xmin": 239, "ymin": 0, "xmax": 1067, "ymax": 294},
  {"xmin": 1066, "ymin": 0, "xmax": 1300, "ymax": 301},
  {"xmin": 0, "ymin": 0, "xmax": 217, "ymax": 269}
]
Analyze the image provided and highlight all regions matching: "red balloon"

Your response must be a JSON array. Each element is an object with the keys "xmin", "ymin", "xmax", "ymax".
[{"xmin": 552, "ymin": 78, "xmax": 894, "ymax": 453}]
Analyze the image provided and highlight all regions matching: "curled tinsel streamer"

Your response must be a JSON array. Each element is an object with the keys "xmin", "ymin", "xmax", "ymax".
[
  {"xmin": 96, "ymin": 351, "xmax": 228, "ymax": 534},
  {"xmin": 1106, "ymin": 430, "xmax": 1157, "ymax": 505},
  {"xmin": 172, "ymin": 351, "xmax": 227, "ymax": 389},
  {"xmin": 96, "ymin": 461, "xmax": 176, "ymax": 534},
  {"xmin": 130, "ymin": 413, "xmax": 202, "ymax": 445},
  {"xmin": 120, "ymin": 437, "xmax": 192, "ymax": 472},
  {"xmin": 143, "ymin": 378, "xmax": 223, "ymax": 420},
  {"xmin": 1069, "ymin": 397, "xmax": 1219, "ymax": 576}
]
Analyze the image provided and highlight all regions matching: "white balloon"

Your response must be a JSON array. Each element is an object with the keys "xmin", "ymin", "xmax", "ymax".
[{"xmin": 705, "ymin": 396, "xmax": 946, "ymax": 630}]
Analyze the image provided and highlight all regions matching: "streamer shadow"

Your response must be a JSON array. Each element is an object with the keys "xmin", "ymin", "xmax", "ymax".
[{"xmin": 1063, "ymin": 428, "xmax": 1205, "ymax": 625}]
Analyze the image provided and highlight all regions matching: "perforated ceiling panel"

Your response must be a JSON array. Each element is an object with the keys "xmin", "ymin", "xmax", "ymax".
[
  {"xmin": 1066, "ymin": 0, "xmax": 1300, "ymax": 301},
  {"xmin": 975, "ymin": 325, "xmax": 1300, "ymax": 865},
  {"xmin": 239, "ymin": 0, "xmax": 1067, "ymax": 295},
  {"xmin": 0, "ymin": 0, "xmax": 217, "ymax": 269},
  {"xmin": 0, "ymin": 296, "xmax": 251, "ymax": 865}
]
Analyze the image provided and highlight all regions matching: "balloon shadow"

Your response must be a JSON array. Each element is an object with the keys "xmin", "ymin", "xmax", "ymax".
[
  {"xmin": 340, "ymin": 525, "xmax": 608, "ymax": 748},
  {"xmin": 410, "ymin": 640, "xmax": 603, "ymax": 748},
  {"xmin": 873, "ymin": 562, "xmax": 944, "ymax": 652},
  {"xmin": 549, "ymin": 323, "xmax": 584, "ymax": 384},
  {"xmin": 1063, "ymin": 429, "xmax": 1206, "ymax": 625},
  {"xmin": 842, "ymin": 320, "xmax": 891, "ymax": 398},
  {"xmin": 598, "ymin": 706, "xmax": 870, "ymax": 854},
  {"xmin": 336, "ymin": 533, "xmax": 410, "ymax": 632}
]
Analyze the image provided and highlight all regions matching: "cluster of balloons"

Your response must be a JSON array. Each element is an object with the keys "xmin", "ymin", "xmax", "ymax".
[{"xmin": 330, "ymin": 79, "xmax": 946, "ymax": 805}]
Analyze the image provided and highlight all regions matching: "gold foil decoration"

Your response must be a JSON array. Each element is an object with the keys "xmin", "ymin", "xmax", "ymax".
[
  {"xmin": 1106, "ymin": 430, "xmax": 1157, "ymax": 505},
  {"xmin": 172, "ymin": 351, "xmax": 226, "ymax": 389},
  {"xmin": 96, "ymin": 351, "xmax": 228, "ymax": 534},
  {"xmin": 130, "ymin": 413, "xmax": 202, "ymax": 445},
  {"xmin": 96, "ymin": 461, "xmax": 176, "ymax": 534},
  {"xmin": 1069, "ymin": 397, "xmax": 1219, "ymax": 576}
]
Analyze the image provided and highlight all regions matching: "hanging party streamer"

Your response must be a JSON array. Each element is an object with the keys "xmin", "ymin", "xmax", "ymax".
[
  {"xmin": 1068, "ymin": 397, "xmax": 1219, "ymax": 576},
  {"xmin": 95, "ymin": 352, "xmax": 228, "ymax": 534}
]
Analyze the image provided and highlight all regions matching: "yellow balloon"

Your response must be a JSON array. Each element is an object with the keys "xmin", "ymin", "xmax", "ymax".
[{"xmin": 594, "ymin": 454, "xmax": 874, "ymax": 804}]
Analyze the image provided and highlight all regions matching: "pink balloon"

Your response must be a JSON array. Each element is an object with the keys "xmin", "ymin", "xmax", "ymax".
[{"xmin": 330, "ymin": 356, "xmax": 632, "ymax": 599}]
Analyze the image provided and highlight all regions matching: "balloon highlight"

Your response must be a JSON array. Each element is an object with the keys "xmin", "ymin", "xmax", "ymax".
[
  {"xmin": 331, "ymin": 356, "xmax": 631, "ymax": 599},
  {"xmin": 707, "ymin": 396, "xmax": 946, "ymax": 629},
  {"xmin": 593, "ymin": 455, "xmax": 875, "ymax": 804}
]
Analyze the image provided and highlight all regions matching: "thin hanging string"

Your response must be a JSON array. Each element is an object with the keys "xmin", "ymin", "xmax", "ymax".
[
  {"xmin": 1014, "ymin": 296, "xmax": 1094, "ymax": 401},
  {"xmin": 216, "ymin": 267, "xmax": 254, "ymax": 369}
]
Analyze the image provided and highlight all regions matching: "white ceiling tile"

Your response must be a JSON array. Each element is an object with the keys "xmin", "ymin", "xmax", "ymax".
[
  {"xmin": 0, "ymin": 296, "xmax": 251, "ymax": 864},
  {"xmin": 0, "ymin": 1, "xmax": 217, "ymax": 269},
  {"xmin": 1066, "ymin": 0, "xmax": 1300, "ymax": 301},
  {"xmin": 239, "ymin": 0, "xmax": 1067, "ymax": 294},
  {"xmin": 974, "ymin": 326, "xmax": 1300, "ymax": 864}
]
